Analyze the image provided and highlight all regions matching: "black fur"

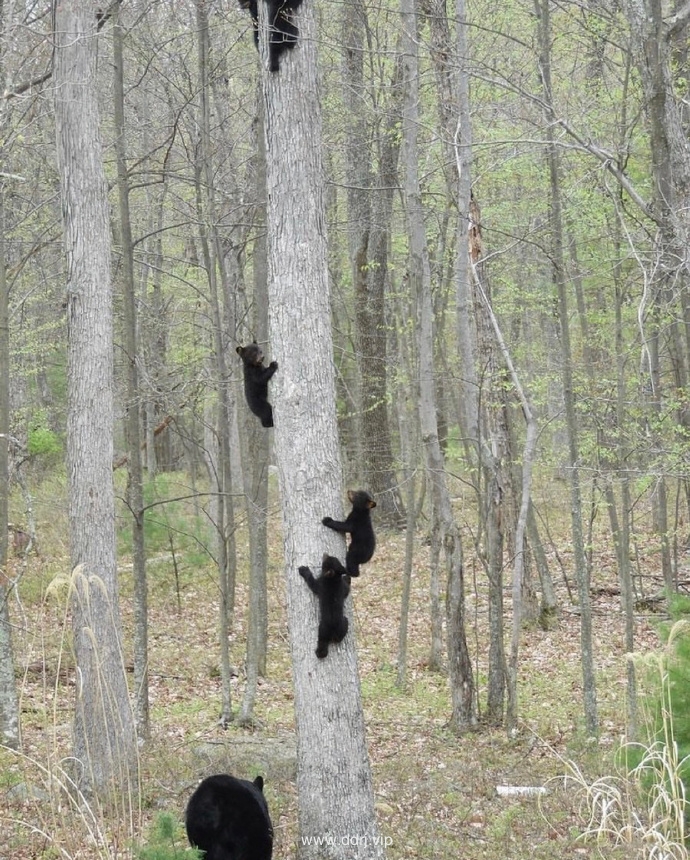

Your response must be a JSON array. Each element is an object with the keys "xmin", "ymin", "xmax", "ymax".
[
  {"xmin": 239, "ymin": 0, "xmax": 304, "ymax": 72},
  {"xmin": 185, "ymin": 773, "xmax": 273, "ymax": 860},
  {"xmin": 322, "ymin": 490, "xmax": 376, "ymax": 577},
  {"xmin": 298, "ymin": 554, "xmax": 351, "ymax": 658},
  {"xmin": 236, "ymin": 342, "xmax": 278, "ymax": 428}
]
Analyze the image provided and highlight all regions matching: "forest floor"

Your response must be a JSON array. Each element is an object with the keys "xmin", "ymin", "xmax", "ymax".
[{"xmin": 0, "ymin": 471, "xmax": 677, "ymax": 859}]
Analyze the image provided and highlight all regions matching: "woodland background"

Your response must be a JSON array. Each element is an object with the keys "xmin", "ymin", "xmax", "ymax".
[{"xmin": 1, "ymin": 0, "xmax": 690, "ymax": 858}]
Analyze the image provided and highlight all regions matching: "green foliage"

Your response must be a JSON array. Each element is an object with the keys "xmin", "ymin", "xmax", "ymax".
[
  {"xmin": 625, "ymin": 614, "xmax": 690, "ymax": 841},
  {"xmin": 656, "ymin": 609, "xmax": 690, "ymax": 775},
  {"xmin": 118, "ymin": 473, "xmax": 211, "ymax": 573},
  {"xmin": 138, "ymin": 813, "xmax": 200, "ymax": 860},
  {"xmin": 27, "ymin": 424, "xmax": 62, "ymax": 459}
]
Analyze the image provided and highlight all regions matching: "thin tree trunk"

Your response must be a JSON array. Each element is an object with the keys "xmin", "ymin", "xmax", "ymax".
[
  {"xmin": 614, "ymin": 228, "xmax": 638, "ymax": 739},
  {"xmin": 525, "ymin": 503, "xmax": 558, "ymax": 626},
  {"xmin": 342, "ymin": 0, "xmax": 403, "ymax": 522},
  {"xmin": 470, "ymin": 270, "xmax": 539, "ymax": 733},
  {"xmin": 396, "ymin": 468, "xmax": 416, "ymax": 689},
  {"xmin": 240, "ymin": 96, "xmax": 270, "ymax": 723},
  {"xmin": 113, "ymin": 2, "xmax": 148, "ymax": 741},
  {"xmin": 195, "ymin": 1, "xmax": 235, "ymax": 726},
  {"xmin": 145, "ymin": 186, "xmax": 167, "ymax": 478},
  {"xmin": 467, "ymin": 196, "xmax": 508, "ymax": 724},
  {"xmin": 453, "ymin": 0, "xmax": 479, "ymax": 463},
  {"xmin": 624, "ymin": 0, "xmax": 690, "ymax": 593},
  {"xmin": 401, "ymin": 0, "xmax": 475, "ymax": 732},
  {"xmin": 535, "ymin": 0, "xmax": 597, "ymax": 735},
  {"xmin": 238, "ymin": 407, "xmax": 270, "ymax": 727},
  {"xmin": 54, "ymin": 0, "xmax": 138, "ymax": 798},
  {"xmin": 394, "ymin": 287, "xmax": 419, "ymax": 688},
  {"xmin": 0, "ymin": 180, "xmax": 19, "ymax": 750}
]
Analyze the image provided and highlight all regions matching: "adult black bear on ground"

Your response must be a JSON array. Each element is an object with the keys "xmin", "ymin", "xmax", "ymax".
[
  {"xmin": 322, "ymin": 490, "xmax": 376, "ymax": 577},
  {"xmin": 239, "ymin": 0, "xmax": 304, "ymax": 72},
  {"xmin": 185, "ymin": 773, "xmax": 273, "ymax": 860},
  {"xmin": 298, "ymin": 554, "xmax": 351, "ymax": 658},
  {"xmin": 236, "ymin": 342, "xmax": 278, "ymax": 428}
]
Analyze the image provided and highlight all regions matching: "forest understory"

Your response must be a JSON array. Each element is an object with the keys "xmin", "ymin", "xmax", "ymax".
[{"xmin": 0, "ymin": 473, "xmax": 674, "ymax": 860}]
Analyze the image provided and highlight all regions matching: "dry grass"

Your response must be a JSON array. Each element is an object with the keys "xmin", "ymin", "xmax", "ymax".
[{"xmin": 0, "ymin": 471, "xmax": 675, "ymax": 859}]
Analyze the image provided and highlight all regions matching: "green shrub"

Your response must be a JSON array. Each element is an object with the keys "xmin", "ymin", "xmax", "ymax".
[
  {"xmin": 27, "ymin": 425, "xmax": 62, "ymax": 458},
  {"xmin": 137, "ymin": 813, "xmax": 200, "ymax": 860},
  {"xmin": 624, "ymin": 601, "xmax": 690, "ymax": 844}
]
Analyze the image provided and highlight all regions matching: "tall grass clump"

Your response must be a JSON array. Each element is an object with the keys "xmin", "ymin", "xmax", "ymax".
[
  {"xmin": 2, "ymin": 566, "xmax": 143, "ymax": 859},
  {"xmin": 548, "ymin": 609, "xmax": 690, "ymax": 858},
  {"xmin": 624, "ymin": 602, "xmax": 690, "ymax": 839}
]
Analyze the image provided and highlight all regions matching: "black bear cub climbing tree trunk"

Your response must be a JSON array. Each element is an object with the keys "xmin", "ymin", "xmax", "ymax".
[{"xmin": 260, "ymin": 1, "xmax": 386, "ymax": 857}]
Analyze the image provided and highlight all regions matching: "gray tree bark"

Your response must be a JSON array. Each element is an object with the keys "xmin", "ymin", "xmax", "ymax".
[
  {"xmin": 612, "ymin": 226, "xmax": 637, "ymax": 738},
  {"xmin": 400, "ymin": 0, "xmax": 475, "ymax": 731},
  {"xmin": 195, "ymin": 0, "xmax": 236, "ymax": 727},
  {"xmin": 54, "ymin": 0, "xmax": 138, "ymax": 797},
  {"xmin": 342, "ymin": 0, "xmax": 403, "ymax": 522},
  {"xmin": 535, "ymin": 0, "xmax": 597, "ymax": 735},
  {"xmin": 0, "ymin": 0, "xmax": 21, "ymax": 754},
  {"xmin": 260, "ymin": 1, "xmax": 384, "ymax": 855},
  {"xmin": 240, "ymin": 93, "xmax": 270, "ymax": 725},
  {"xmin": 623, "ymin": 0, "xmax": 690, "ymax": 594},
  {"xmin": 113, "ymin": 1, "xmax": 148, "ymax": 741},
  {"xmin": 0, "ymin": 180, "xmax": 19, "ymax": 751}
]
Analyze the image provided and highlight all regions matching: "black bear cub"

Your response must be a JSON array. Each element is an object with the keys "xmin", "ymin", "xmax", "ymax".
[
  {"xmin": 322, "ymin": 490, "xmax": 376, "ymax": 577},
  {"xmin": 236, "ymin": 342, "xmax": 278, "ymax": 428},
  {"xmin": 299, "ymin": 554, "xmax": 351, "ymax": 658},
  {"xmin": 185, "ymin": 773, "xmax": 273, "ymax": 860},
  {"xmin": 239, "ymin": 0, "xmax": 304, "ymax": 72}
]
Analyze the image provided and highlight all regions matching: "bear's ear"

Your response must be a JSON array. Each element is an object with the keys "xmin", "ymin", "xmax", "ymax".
[
  {"xmin": 236, "ymin": 345, "xmax": 243, "ymax": 356},
  {"xmin": 347, "ymin": 489, "xmax": 355, "ymax": 503},
  {"xmin": 367, "ymin": 498, "xmax": 376, "ymax": 509},
  {"xmin": 253, "ymin": 775, "xmax": 264, "ymax": 792},
  {"xmin": 322, "ymin": 554, "xmax": 346, "ymax": 576}
]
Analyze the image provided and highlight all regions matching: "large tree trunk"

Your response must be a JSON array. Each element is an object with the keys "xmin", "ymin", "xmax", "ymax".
[
  {"xmin": 260, "ymin": 3, "xmax": 384, "ymax": 856},
  {"xmin": 54, "ymin": 0, "xmax": 138, "ymax": 798}
]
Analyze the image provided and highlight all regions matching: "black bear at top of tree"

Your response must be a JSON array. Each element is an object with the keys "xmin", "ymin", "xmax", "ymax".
[
  {"xmin": 322, "ymin": 490, "xmax": 376, "ymax": 577},
  {"xmin": 236, "ymin": 342, "xmax": 278, "ymax": 428},
  {"xmin": 238, "ymin": 0, "xmax": 304, "ymax": 73},
  {"xmin": 185, "ymin": 773, "xmax": 273, "ymax": 860},
  {"xmin": 298, "ymin": 555, "xmax": 351, "ymax": 659}
]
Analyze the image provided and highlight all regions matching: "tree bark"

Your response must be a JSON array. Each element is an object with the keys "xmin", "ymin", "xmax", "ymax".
[
  {"xmin": 535, "ymin": 0, "xmax": 597, "ymax": 735},
  {"xmin": 113, "ymin": 1, "xmax": 148, "ymax": 741},
  {"xmin": 624, "ymin": 0, "xmax": 690, "ymax": 594},
  {"xmin": 240, "ymin": 95, "xmax": 271, "ymax": 724},
  {"xmin": 342, "ymin": 0, "xmax": 403, "ymax": 522},
  {"xmin": 261, "ymin": 2, "xmax": 384, "ymax": 855},
  {"xmin": 195, "ymin": 0, "xmax": 236, "ymax": 727},
  {"xmin": 400, "ymin": 0, "xmax": 475, "ymax": 732},
  {"xmin": 0, "ymin": 178, "xmax": 20, "ymax": 750},
  {"xmin": 54, "ymin": 0, "xmax": 138, "ymax": 797}
]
